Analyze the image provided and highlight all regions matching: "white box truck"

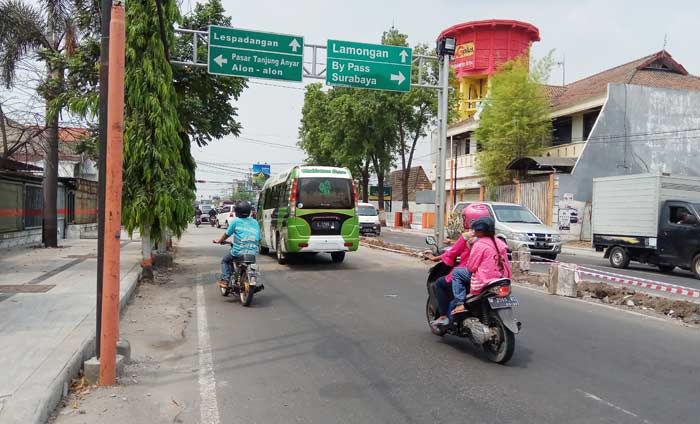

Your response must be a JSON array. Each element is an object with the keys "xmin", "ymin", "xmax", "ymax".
[{"xmin": 592, "ymin": 174, "xmax": 700, "ymax": 278}]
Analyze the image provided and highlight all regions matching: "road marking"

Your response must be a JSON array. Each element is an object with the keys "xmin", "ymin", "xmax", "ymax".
[
  {"xmin": 196, "ymin": 284, "xmax": 221, "ymax": 424},
  {"xmin": 576, "ymin": 389, "xmax": 653, "ymax": 423}
]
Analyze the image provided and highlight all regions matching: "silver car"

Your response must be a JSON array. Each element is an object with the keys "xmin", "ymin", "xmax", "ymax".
[{"xmin": 453, "ymin": 201, "xmax": 562, "ymax": 260}]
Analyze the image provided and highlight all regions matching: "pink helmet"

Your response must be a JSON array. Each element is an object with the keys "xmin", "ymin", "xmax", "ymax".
[{"xmin": 462, "ymin": 203, "xmax": 491, "ymax": 228}]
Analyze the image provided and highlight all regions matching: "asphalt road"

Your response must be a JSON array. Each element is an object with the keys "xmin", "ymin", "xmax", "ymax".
[
  {"xmin": 183, "ymin": 227, "xmax": 700, "ymax": 424},
  {"xmin": 378, "ymin": 229, "xmax": 700, "ymax": 290}
]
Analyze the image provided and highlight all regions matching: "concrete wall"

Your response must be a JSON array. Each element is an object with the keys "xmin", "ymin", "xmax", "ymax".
[
  {"xmin": 0, "ymin": 229, "xmax": 42, "ymax": 249},
  {"xmin": 66, "ymin": 223, "xmax": 98, "ymax": 240},
  {"xmin": 559, "ymin": 83, "xmax": 700, "ymax": 203}
]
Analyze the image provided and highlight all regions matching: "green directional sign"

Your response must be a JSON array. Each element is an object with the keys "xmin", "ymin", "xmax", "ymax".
[
  {"xmin": 208, "ymin": 25, "xmax": 303, "ymax": 82},
  {"xmin": 326, "ymin": 39, "xmax": 412, "ymax": 92}
]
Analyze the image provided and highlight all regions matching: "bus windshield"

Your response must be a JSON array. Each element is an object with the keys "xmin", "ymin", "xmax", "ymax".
[{"xmin": 298, "ymin": 177, "xmax": 353, "ymax": 209}]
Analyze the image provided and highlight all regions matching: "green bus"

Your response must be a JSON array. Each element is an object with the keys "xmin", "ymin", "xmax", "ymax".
[{"xmin": 257, "ymin": 166, "xmax": 359, "ymax": 264}]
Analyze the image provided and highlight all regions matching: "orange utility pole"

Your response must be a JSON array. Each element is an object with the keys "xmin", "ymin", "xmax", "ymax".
[{"xmin": 99, "ymin": 1, "xmax": 126, "ymax": 386}]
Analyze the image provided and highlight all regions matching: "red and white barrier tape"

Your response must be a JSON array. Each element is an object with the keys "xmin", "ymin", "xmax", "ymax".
[{"xmin": 569, "ymin": 266, "xmax": 700, "ymax": 299}]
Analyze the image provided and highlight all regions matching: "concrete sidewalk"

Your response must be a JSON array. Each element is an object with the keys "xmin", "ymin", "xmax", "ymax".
[{"xmin": 0, "ymin": 236, "xmax": 142, "ymax": 424}]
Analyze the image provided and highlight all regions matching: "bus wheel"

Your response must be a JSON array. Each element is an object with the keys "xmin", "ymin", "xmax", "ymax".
[
  {"xmin": 331, "ymin": 252, "xmax": 345, "ymax": 263},
  {"xmin": 276, "ymin": 234, "xmax": 287, "ymax": 265}
]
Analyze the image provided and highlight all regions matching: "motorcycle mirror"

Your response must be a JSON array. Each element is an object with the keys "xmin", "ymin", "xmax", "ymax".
[{"xmin": 425, "ymin": 235, "xmax": 437, "ymax": 246}]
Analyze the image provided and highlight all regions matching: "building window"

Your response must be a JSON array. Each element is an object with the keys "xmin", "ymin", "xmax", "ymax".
[
  {"xmin": 583, "ymin": 108, "xmax": 601, "ymax": 140},
  {"xmin": 552, "ymin": 116, "xmax": 572, "ymax": 146}
]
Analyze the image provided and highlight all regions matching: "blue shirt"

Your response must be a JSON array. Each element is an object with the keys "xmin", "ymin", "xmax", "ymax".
[{"xmin": 225, "ymin": 217, "xmax": 261, "ymax": 256}]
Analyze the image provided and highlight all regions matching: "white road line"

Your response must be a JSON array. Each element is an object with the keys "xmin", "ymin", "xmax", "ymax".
[
  {"xmin": 576, "ymin": 389, "xmax": 653, "ymax": 423},
  {"xmin": 196, "ymin": 284, "xmax": 221, "ymax": 424}
]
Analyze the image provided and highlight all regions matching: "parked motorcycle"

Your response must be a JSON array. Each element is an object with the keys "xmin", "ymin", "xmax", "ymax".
[
  {"xmin": 217, "ymin": 242, "xmax": 263, "ymax": 306},
  {"xmin": 424, "ymin": 236, "xmax": 521, "ymax": 364}
]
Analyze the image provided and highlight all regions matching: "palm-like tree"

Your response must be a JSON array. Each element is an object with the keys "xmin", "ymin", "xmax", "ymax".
[{"xmin": 0, "ymin": 0, "xmax": 80, "ymax": 247}]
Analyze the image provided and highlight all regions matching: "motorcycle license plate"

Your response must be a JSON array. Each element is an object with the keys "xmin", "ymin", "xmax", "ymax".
[{"xmin": 488, "ymin": 296, "xmax": 519, "ymax": 309}]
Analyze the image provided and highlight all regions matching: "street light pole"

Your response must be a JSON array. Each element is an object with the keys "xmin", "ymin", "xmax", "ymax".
[{"xmin": 435, "ymin": 52, "xmax": 451, "ymax": 247}]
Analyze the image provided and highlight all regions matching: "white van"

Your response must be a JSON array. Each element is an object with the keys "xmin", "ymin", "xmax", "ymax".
[
  {"xmin": 454, "ymin": 201, "xmax": 562, "ymax": 260},
  {"xmin": 357, "ymin": 202, "xmax": 381, "ymax": 236}
]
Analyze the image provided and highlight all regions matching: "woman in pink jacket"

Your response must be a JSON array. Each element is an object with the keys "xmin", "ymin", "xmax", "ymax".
[{"xmin": 450, "ymin": 216, "xmax": 512, "ymax": 316}]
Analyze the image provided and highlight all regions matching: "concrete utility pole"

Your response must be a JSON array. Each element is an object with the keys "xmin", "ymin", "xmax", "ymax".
[{"xmin": 99, "ymin": 0, "xmax": 126, "ymax": 386}]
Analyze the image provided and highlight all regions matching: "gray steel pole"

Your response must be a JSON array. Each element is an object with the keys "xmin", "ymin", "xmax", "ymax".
[{"xmin": 435, "ymin": 55, "xmax": 450, "ymax": 247}]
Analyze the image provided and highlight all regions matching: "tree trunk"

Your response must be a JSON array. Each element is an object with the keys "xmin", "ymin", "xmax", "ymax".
[
  {"xmin": 361, "ymin": 159, "xmax": 369, "ymax": 203},
  {"xmin": 42, "ymin": 113, "xmax": 59, "ymax": 247},
  {"xmin": 401, "ymin": 169, "xmax": 410, "ymax": 228},
  {"xmin": 140, "ymin": 227, "xmax": 154, "ymax": 280},
  {"xmin": 1, "ymin": 104, "xmax": 8, "ymax": 157}
]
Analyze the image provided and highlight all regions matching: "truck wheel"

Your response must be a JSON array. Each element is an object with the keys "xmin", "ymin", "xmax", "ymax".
[
  {"xmin": 692, "ymin": 254, "xmax": 700, "ymax": 279},
  {"xmin": 609, "ymin": 246, "xmax": 630, "ymax": 269}
]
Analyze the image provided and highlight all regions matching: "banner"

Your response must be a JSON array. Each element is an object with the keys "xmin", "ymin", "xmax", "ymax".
[{"xmin": 251, "ymin": 163, "xmax": 271, "ymax": 189}]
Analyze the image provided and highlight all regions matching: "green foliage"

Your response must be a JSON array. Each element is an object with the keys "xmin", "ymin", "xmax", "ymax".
[
  {"xmin": 476, "ymin": 54, "xmax": 553, "ymax": 187},
  {"xmin": 173, "ymin": 0, "xmax": 247, "ymax": 148},
  {"xmin": 229, "ymin": 190, "xmax": 255, "ymax": 203},
  {"xmin": 122, "ymin": 0, "xmax": 194, "ymax": 241}
]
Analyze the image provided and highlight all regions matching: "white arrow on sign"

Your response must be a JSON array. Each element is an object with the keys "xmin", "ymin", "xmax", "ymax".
[
  {"xmin": 214, "ymin": 54, "xmax": 228, "ymax": 67},
  {"xmin": 289, "ymin": 38, "xmax": 301, "ymax": 52},
  {"xmin": 399, "ymin": 50, "xmax": 408, "ymax": 63},
  {"xmin": 390, "ymin": 71, "xmax": 406, "ymax": 85}
]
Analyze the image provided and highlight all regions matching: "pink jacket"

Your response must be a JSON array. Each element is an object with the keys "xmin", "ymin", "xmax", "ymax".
[
  {"xmin": 466, "ymin": 237, "xmax": 512, "ymax": 294},
  {"xmin": 441, "ymin": 234, "xmax": 471, "ymax": 283}
]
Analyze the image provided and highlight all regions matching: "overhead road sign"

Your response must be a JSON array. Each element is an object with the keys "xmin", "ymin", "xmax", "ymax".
[
  {"xmin": 208, "ymin": 25, "xmax": 304, "ymax": 82},
  {"xmin": 325, "ymin": 39, "xmax": 412, "ymax": 92}
]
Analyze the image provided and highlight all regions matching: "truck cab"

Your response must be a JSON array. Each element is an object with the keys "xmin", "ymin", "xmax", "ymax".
[
  {"xmin": 657, "ymin": 201, "xmax": 700, "ymax": 273},
  {"xmin": 597, "ymin": 200, "xmax": 700, "ymax": 278}
]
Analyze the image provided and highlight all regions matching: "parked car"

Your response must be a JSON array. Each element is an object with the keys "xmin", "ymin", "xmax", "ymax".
[
  {"xmin": 452, "ymin": 201, "xmax": 562, "ymax": 260},
  {"xmin": 216, "ymin": 204, "xmax": 235, "ymax": 228},
  {"xmin": 357, "ymin": 202, "xmax": 381, "ymax": 235}
]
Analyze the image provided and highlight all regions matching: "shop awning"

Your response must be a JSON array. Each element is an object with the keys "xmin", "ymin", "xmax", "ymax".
[{"xmin": 506, "ymin": 156, "xmax": 576, "ymax": 172}]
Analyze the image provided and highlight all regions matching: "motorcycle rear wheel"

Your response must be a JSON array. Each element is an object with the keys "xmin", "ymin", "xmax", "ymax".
[
  {"xmin": 482, "ymin": 311, "xmax": 515, "ymax": 364},
  {"xmin": 425, "ymin": 298, "xmax": 446, "ymax": 336},
  {"xmin": 239, "ymin": 272, "xmax": 254, "ymax": 307}
]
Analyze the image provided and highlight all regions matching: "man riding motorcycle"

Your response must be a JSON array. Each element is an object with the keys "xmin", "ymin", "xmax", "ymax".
[{"xmin": 213, "ymin": 201, "xmax": 261, "ymax": 289}]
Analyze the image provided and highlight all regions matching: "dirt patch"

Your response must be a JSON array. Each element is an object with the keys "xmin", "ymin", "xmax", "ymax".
[
  {"xmin": 360, "ymin": 236, "xmax": 423, "ymax": 257},
  {"xmin": 564, "ymin": 240, "xmax": 593, "ymax": 249},
  {"xmin": 575, "ymin": 281, "xmax": 700, "ymax": 324}
]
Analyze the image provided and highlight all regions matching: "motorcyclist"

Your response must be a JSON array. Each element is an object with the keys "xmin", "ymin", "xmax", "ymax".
[
  {"xmin": 213, "ymin": 201, "xmax": 261, "ymax": 289},
  {"xmin": 450, "ymin": 215, "xmax": 512, "ymax": 316},
  {"xmin": 194, "ymin": 205, "xmax": 202, "ymax": 218},
  {"xmin": 426, "ymin": 204, "xmax": 490, "ymax": 328},
  {"xmin": 208, "ymin": 207, "xmax": 217, "ymax": 222}
]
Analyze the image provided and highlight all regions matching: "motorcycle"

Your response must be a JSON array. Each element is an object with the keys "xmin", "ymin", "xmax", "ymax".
[
  {"xmin": 217, "ymin": 241, "xmax": 263, "ymax": 306},
  {"xmin": 210, "ymin": 216, "xmax": 217, "ymax": 227},
  {"xmin": 424, "ymin": 235, "xmax": 521, "ymax": 364},
  {"xmin": 195, "ymin": 216, "xmax": 201, "ymax": 227}
]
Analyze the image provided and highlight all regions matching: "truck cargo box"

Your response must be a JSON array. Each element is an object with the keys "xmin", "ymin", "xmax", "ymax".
[{"xmin": 592, "ymin": 174, "xmax": 700, "ymax": 239}]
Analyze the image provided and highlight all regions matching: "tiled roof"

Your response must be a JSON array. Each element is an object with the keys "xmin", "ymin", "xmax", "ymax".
[{"xmin": 547, "ymin": 50, "xmax": 700, "ymax": 111}]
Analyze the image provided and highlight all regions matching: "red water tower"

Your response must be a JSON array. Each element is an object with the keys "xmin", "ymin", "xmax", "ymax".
[{"xmin": 438, "ymin": 19, "xmax": 540, "ymax": 119}]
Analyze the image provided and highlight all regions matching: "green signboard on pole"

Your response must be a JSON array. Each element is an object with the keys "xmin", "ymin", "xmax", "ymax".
[
  {"xmin": 326, "ymin": 39, "xmax": 412, "ymax": 92},
  {"xmin": 208, "ymin": 25, "xmax": 303, "ymax": 82}
]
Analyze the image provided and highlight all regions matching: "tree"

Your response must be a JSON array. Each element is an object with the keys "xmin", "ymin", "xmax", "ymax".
[
  {"xmin": 0, "ymin": 0, "xmax": 84, "ymax": 247},
  {"xmin": 122, "ymin": 0, "xmax": 194, "ymax": 278},
  {"xmin": 475, "ymin": 55, "xmax": 553, "ymax": 187},
  {"xmin": 173, "ymin": 0, "xmax": 247, "ymax": 148}
]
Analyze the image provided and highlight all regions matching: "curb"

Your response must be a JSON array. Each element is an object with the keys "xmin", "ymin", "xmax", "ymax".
[
  {"xmin": 1, "ymin": 261, "xmax": 141, "ymax": 424},
  {"xmin": 360, "ymin": 241, "xmax": 422, "ymax": 258},
  {"xmin": 561, "ymin": 246, "xmax": 603, "ymax": 259}
]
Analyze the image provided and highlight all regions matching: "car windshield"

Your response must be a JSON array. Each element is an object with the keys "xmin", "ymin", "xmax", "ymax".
[
  {"xmin": 200, "ymin": 205, "xmax": 212, "ymax": 213},
  {"xmin": 298, "ymin": 177, "xmax": 353, "ymax": 209},
  {"xmin": 492, "ymin": 205, "xmax": 541, "ymax": 224},
  {"xmin": 357, "ymin": 206, "xmax": 376, "ymax": 216}
]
